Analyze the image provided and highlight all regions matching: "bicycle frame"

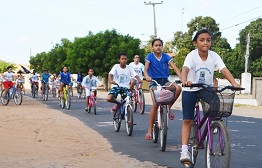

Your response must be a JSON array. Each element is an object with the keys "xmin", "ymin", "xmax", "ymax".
[{"xmin": 88, "ymin": 88, "xmax": 97, "ymax": 107}]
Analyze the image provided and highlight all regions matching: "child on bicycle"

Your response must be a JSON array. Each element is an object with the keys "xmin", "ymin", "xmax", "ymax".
[
  {"xmin": 2, "ymin": 66, "xmax": 16, "ymax": 98},
  {"xmin": 180, "ymin": 29, "xmax": 240, "ymax": 162},
  {"xmin": 107, "ymin": 52, "xmax": 143, "ymax": 112},
  {"xmin": 129, "ymin": 55, "xmax": 144, "ymax": 90},
  {"xmin": 58, "ymin": 66, "xmax": 74, "ymax": 97},
  {"xmin": 144, "ymin": 38, "xmax": 182, "ymax": 141},
  {"xmin": 82, "ymin": 68, "xmax": 102, "ymax": 111},
  {"xmin": 29, "ymin": 70, "xmax": 39, "ymax": 93},
  {"xmin": 40, "ymin": 69, "xmax": 50, "ymax": 95}
]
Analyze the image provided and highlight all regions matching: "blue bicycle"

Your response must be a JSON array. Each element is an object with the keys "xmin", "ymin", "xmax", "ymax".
[
  {"xmin": 0, "ymin": 84, "xmax": 22, "ymax": 105},
  {"xmin": 42, "ymin": 81, "xmax": 49, "ymax": 101},
  {"xmin": 112, "ymin": 84, "xmax": 134, "ymax": 136}
]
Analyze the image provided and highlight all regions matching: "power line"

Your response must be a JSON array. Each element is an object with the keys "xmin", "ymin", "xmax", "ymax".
[
  {"xmin": 221, "ymin": 15, "xmax": 262, "ymax": 31},
  {"xmin": 220, "ymin": 5, "xmax": 262, "ymax": 23}
]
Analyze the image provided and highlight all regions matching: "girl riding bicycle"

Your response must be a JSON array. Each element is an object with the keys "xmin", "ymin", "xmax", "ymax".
[
  {"xmin": 144, "ymin": 38, "xmax": 182, "ymax": 141},
  {"xmin": 2, "ymin": 66, "xmax": 17, "ymax": 98},
  {"xmin": 180, "ymin": 29, "xmax": 240, "ymax": 163},
  {"xmin": 82, "ymin": 68, "xmax": 102, "ymax": 111},
  {"xmin": 58, "ymin": 66, "xmax": 74, "ymax": 98}
]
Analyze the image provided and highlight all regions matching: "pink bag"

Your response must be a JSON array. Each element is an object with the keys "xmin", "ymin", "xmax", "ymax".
[{"xmin": 157, "ymin": 89, "xmax": 174, "ymax": 104}]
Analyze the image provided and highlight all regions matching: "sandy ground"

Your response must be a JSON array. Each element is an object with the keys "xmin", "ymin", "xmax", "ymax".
[{"xmin": 0, "ymin": 95, "xmax": 164, "ymax": 168}]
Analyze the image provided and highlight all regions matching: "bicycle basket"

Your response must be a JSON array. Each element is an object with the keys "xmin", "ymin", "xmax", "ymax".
[
  {"xmin": 152, "ymin": 86, "xmax": 174, "ymax": 105},
  {"xmin": 200, "ymin": 91, "xmax": 235, "ymax": 119}
]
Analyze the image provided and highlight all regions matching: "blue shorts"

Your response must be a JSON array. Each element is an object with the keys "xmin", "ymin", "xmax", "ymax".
[
  {"xmin": 182, "ymin": 89, "xmax": 220, "ymax": 120},
  {"xmin": 109, "ymin": 87, "xmax": 129, "ymax": 99},
  {"xmin": 149, "ymin": 78, "xmax": 169, "ymax": 89}
]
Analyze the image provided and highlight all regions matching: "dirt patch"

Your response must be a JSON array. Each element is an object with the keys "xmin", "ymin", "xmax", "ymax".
[{"xmin": 0, "ymin": 96, "xmax": 165, "ymax": 168}]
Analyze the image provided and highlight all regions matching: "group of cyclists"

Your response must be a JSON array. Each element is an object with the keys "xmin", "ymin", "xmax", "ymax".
[{"xmin": 0, "ymin": 29, "xmax": 241, "ymax": 165}]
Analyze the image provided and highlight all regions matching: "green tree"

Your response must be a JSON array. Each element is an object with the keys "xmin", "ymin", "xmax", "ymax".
[
  {"xmin": 238, "ymin": 18, "xmax": 262, "ymax": 77},
  {"xmin": 0, "ymin": 60, "xmax": 15, "ymax": 73}
]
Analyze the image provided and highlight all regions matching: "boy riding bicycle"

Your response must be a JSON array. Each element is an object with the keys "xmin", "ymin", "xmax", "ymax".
[
  {"xmin": 107, "ymin": 53, "xmax": 143, "ymax": 112},
  {"xmin": 2, "ymin": 66, "xmax": 17, "ymax": 98}
]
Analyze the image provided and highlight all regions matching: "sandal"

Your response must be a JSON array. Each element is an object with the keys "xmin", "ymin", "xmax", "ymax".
[
  {"xmin": 85, "ymin": 107, "xmax": 89, "ymax": 112},
  {"xmin": 145, "ymin": 133, "xmax": 152, "ymax": 141},
  {"xmin": 168, "ymin": 109, "xmax": 175, "ymax": 120},
  {"xmin": 111, "ymin": 104, "xmax": 119, "ymax": 112}
]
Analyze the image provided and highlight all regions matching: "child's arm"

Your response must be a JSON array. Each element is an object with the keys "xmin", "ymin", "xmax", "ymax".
[
  {"xmin": 144, "ymin": 61, "xmax": 151, "ymax": 82},
  {"xmin": 134, "ymin": 75, "xmax": 143, "ymax": 84},
  {"xmin": 169, "ymin": 61, "xmax": 182, "ymax": 80},
  {"xmin": 221, "ymin": 68, "xmax": 239, "ymax": 87},
  {"xmin": 181, "ymin": 66, "xmax": 192, "ymax": 86},
  {"xmin": 108, "ymin": 74, "xmax": 116, "ymax": 85}
]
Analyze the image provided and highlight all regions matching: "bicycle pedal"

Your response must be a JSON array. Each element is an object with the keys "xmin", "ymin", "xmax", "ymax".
[
  {"xmin": 133, "ymin": 123, "xmax": 137, "ymax": 125},
  {"xmin": 182, "ymin": 161, "xmax": 191, "ymax": 165}
]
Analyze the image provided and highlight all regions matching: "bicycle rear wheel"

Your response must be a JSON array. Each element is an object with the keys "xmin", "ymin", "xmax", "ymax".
[
  {"xmin": 14, "ymin": 90, "xmax": 22, "ymax": 105},
  {"xmin": 130, "ymin": 90, "xmax": 136, "ymax": 112},
  {"xmin": 113, "ymin": 109, "xmax": 121, "ymax": 132},
  {"xmin": 0, "ymin": 89, "xmax": 10, "ymax": 105},
  {"xmin": 206, "ymin": 121, "xmax": 230, "ymax": 168},
  {"xmin": 59, "ymin": 96, "xmax": 65, "ymax": 109},
  {"xmin": 138, "ymin": 89, "xmax": 145, "ymax": 114},
  {"xmin": 152, "ymin": 121, "xmax": 159, "ymax": 143},
  {"xmin": 125, "ymin": 106, "xmax": 133, "ymax": 136},
  {"xmin": 160, "ymin": 106, "xmax": 168, "ymax": 152}
]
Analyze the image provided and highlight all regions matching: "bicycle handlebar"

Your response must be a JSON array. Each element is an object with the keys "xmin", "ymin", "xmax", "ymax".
[
  {"xmin": 151, "ymin": 79, "xmax": 181, "ymax": 88},
  {"xmin": 185, "ymin": 83, "xmax": 245, "ymax": 93}
]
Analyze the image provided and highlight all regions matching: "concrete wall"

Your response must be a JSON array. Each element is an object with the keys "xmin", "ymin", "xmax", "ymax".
[{"xmin": 252, "ymin": 77, "xmax": 262, "ymax": 106}]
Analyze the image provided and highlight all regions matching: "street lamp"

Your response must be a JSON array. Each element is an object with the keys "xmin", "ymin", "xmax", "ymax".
[{"xmin": 144, "ymin": 1, "xmax": 163, "ymax": 38}]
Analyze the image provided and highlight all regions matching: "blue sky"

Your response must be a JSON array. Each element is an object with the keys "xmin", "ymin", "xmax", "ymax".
[{"xmin": 1, "ymin": 0, "xmax": 261, "ymax": 64}]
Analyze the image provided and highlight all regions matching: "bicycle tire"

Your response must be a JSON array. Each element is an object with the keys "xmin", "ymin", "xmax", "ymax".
[
  {"xmin": 130, "ymin": 90, "xmax": 137, "ymax": 112},
  {"xmin": 44, "ymin": 85, "xmax": 48, "ymax": 101},
  {"xmin": 0, "ymin": 89, "xmax": 10, "ymax": 105},
  {"xmin": 32, "ymin": 84, "xmax": 36, "ymax": 98},
  {"xmin": 206, "ymin": 121, "xmax": 230, "ymax": 168},
  {"xmin": 125, "ymin": 106, "xmax": 133, "ymax": 136},
  {"xmin": 113, "ymin": 108, "xmax": 121, "ymax": 132},
  {"xmin": 185, "ymin": 121, "xmax": 198, "ymax": 167},
  {"xmin": 14, "ymin": 90, "xmax": 22, "ymax": 105},
  {"xmin": 93, "ymin": 97, "xmax": 97, "ymax": 115},
  {"xmin": 60, "ymin": 96, "xmax": 65, "ymax": 109},
  {"xmin": 65, "ymin": 91, "xmax": 71, "ymax": 110},
  {"xmin": 160, "ymin": 106, "xmax": 168, "ymax": 152},
  {"xmin": 152, "ymin": 122, "xmax": 159, "ymax": 143},
  {"xmin": 138, "ymin": 89, "xmax": 145, "ymax": 114}
]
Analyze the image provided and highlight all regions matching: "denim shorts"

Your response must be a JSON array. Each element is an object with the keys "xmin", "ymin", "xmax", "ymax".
[
  {"xmin": 182, "ymin": 89, "xmax": 220, "ymax": 120},
  {"xmin": 149, "ymin": 78, "xmax": 169, "ymax": 89}
]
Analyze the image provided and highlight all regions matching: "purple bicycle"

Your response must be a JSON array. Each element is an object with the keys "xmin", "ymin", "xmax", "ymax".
[{"xmin": 182, "ymin": 83, "xmax": 244, "ymax": 168}]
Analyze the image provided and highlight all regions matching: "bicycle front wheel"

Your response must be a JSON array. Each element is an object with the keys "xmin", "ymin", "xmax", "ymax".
[
  {"xmin": 43, "ymin": 85, "xmax": 48, "ymax": 101},
  {"xmin": 138, "ymin": 89, "xmax": 145, "ymax": 114},
  {"xmin": 65, "ymin": 91, "xmax": 71, "ymax": 110},
  {"xmin": 113, "ymin": 109, "xmax": 121, "ymax": 132},
  {"xmin": 92, "ymin": 97, "xmax": 97, "ymax": 115},
  {"xmin": 0, "ymin": 89, "xmax": 10, "ymax": 105},
  {"xmin": 14, "ymin": 90, "xmax": 23, "ymax": 105},
  {"xmin": 125, "ymin": 106, "xmax": 133, "ymax": 136},
  {"xmin": 160, "ymin": 106, "xmax": 168, "ymax": 152},
  {"xmin": 130, "ymin": 90, "xmax": 137, "ymax": 113},
  {"xmin": 152, "ymin": 121, "xmax": 159, "ymax": 143},
  {"xmin": 206, "ymin": 121, "xmax": 230, "ymax": 168}
]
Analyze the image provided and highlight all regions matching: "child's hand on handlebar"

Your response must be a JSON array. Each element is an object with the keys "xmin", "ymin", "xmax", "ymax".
[
  {"xmin": 145, "ymin": 76, "xmax": 151, "ymax": 82},
  {"xmin": 182, "ymin": 80, "xmax": 192, "ymax": 87}
]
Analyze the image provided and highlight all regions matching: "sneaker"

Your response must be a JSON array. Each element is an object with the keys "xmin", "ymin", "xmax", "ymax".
[{"xmin": 180, "ymin": 150, "xmax": 191, "ymax": 163}]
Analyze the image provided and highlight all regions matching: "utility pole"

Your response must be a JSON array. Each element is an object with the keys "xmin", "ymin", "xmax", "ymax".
[
  {"xmin": 245, "ymin": 33, "xmax": 250, "ymax": 73},
  {"xmin": 144, "ymin": 1, "xmax": 163, "ymax": 38}
]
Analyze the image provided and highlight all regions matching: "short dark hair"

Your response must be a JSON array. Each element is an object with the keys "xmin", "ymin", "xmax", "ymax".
[
  {"xmin": 192, "ymin": 29, "xmax": 211, "ymax": 42},
  {"xmin": 7, "ymin": 66, "xmax": 12, "ymax": 70},
  {"xmin": 151, "ymin": 38, "xmax": 163, "ymax": 46},
  {"xmin": 118, "ymin": 52, "xmax": 128, "ymax": 59}
]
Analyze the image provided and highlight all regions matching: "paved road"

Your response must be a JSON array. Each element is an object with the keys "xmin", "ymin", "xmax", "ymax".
[{"xmin": 29, "ymin": 91, "xmax": 262, "ymax": 168}]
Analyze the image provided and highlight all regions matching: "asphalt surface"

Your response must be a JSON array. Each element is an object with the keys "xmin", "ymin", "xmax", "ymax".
[{"xmin": 28, "ymin": 91, "xmax": 262, "ymax": 168}]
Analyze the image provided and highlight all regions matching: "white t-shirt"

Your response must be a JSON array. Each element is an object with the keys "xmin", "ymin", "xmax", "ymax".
[
  {"xmin": 183, "ymin": 49, "xmax": 226, "ymax": 91},
  {"xmin": 3, "ymin": 72, "xmax": 14, "ymax": 82},
  {"xmin": 129, "ymin": 62, "xmax": 144, "ymax": 79},
  {"xmin": 50, "ymin": 81, "xmax": 56, "ymax": 88},
  {"xmin": 109, "ymin": 64, "xmax": 137, "ymax": 88},
  {"xmin": 30, "ymin": 73, "xmax": 39, "ymax": 82}
]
